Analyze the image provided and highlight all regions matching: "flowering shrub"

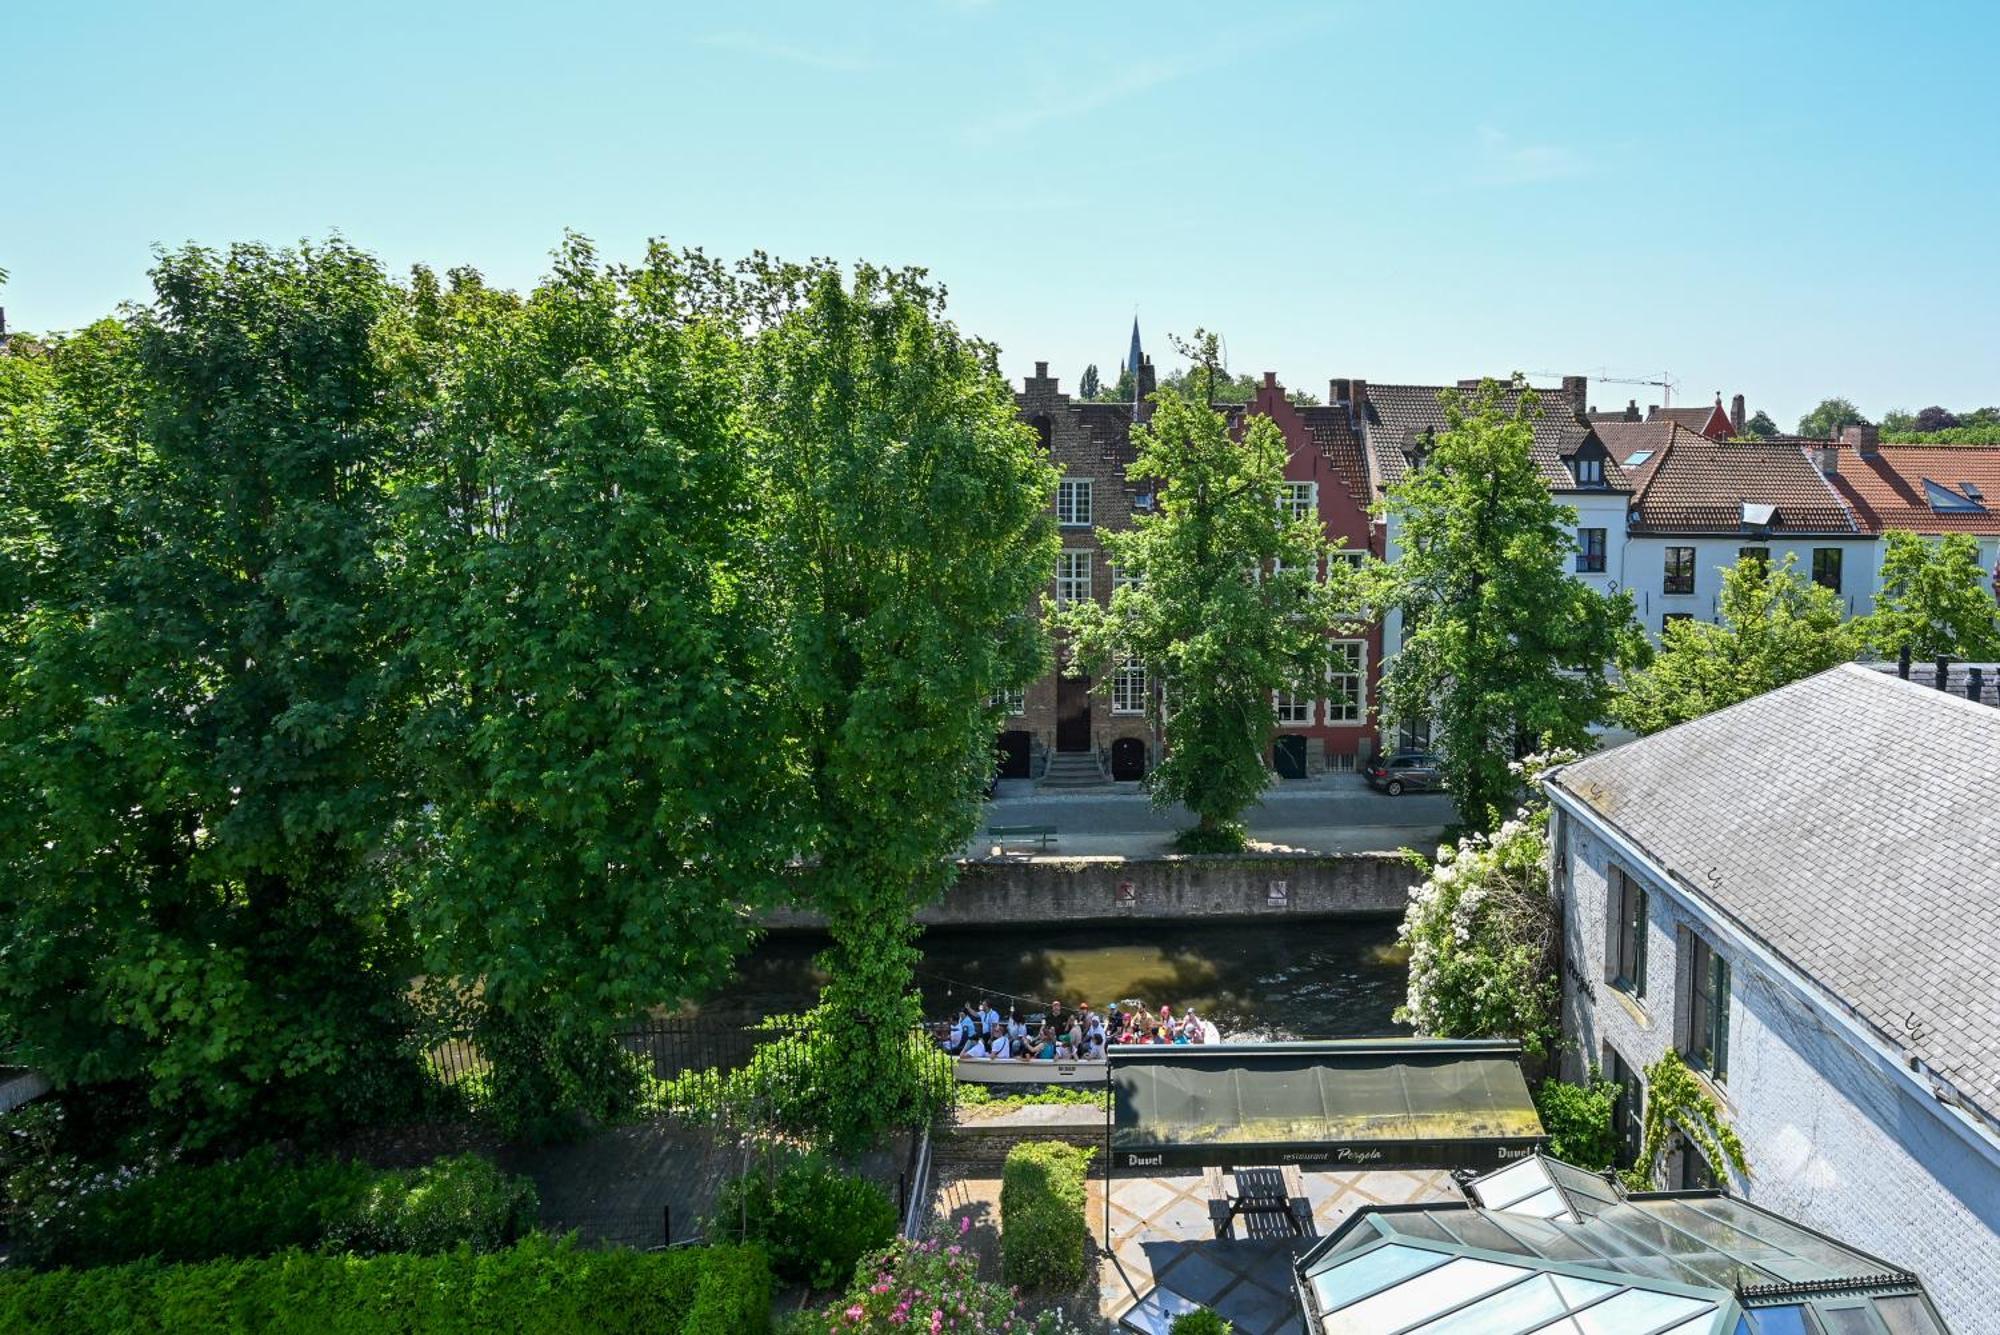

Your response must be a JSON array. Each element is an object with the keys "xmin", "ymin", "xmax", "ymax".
[
  {"xmin": 803, "ymin": 1222, "xmax": 1078, "ymax": 1334},
  {"xmin": 1395, "ymin": 755, "xmax": 1569, "ymax": 1057},
  {"xmin": 705, "ymin": 1150, "xmax": 897, "ymax": 1289}
]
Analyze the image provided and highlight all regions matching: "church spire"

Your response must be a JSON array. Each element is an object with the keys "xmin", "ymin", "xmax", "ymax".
[{"xmin": 1123, "ymin": 317, "xmax": 1143, "ymax": 377}]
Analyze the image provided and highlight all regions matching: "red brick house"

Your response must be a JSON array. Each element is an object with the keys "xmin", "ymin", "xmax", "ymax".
[{"xmin": 1246, "ymin": 373, "xmax": 1385, "ymax": 775}]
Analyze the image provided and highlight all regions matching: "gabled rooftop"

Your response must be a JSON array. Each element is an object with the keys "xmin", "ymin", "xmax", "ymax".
[
  {"xmin": 1625, "ymin": 426, "xmax": 1861, "ymax": 536},
  {"xmin": 1824, "ymin": 441, "xmax": 2000, "ymax": 536},
  {"xmin": 1361, "ymin": 383, "xmax": 1631, "ymax": 497},
  {"xmin": 1546, "ymin": 664, "xmax": 2000, "ymax": 1137}
]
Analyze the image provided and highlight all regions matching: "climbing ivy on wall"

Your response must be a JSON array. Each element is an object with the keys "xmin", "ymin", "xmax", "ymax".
[{"xmin": 1625, "ymin": 1050, "xmax": 1748, "ymax": 1191}]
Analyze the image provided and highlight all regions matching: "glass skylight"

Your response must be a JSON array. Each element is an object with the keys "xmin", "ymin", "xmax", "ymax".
[
  {"xmin": 1922, "ymin": 478, "xmax": 1985, "ymax": 512},
  {"xmin": 1625, "ymin": 450, "xmax": 1655, "ymax": 466},
  {"xmin": 1741, "ymin": 501, "xmax": 1778, "ymax": 526}
]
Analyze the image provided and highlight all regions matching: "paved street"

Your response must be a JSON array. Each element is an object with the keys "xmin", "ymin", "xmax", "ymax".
[{"xmin": 969, "ymin": 775, "xmax": 1456, "ymax": 858}]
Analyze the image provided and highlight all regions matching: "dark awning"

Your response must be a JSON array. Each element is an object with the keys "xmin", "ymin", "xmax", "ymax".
[{"xmin": 1108, "ymin": 1039, "xmax": 1544, "ymax": 1172}]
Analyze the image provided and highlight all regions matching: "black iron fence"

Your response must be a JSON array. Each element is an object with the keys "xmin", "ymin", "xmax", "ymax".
[{"xmin": 420, "ymin": 1015, "xmax": 956, "ymax": 1125}]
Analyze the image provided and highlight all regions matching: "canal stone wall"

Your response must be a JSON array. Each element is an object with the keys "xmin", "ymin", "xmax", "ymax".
[{"xmin": 765, "ymin": 851, "xmax": 1416, "ymax": 929}]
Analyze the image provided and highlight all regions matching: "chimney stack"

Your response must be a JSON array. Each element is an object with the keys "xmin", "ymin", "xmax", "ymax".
[
  {"xmin": 1624, "ymin": 399, "xmax": 1640, "ymax": 422},
  {"xmin": 1561, "ymin": 375, "xmax": 1588, "ymax": 412},
  {"xmin": 1730, "ymin": 393, "xmax": 1746, "ymax": 434},
  {"xmin": 1329, "ymin": 378, "xmax": 1351, "ymax": 405},
  {"xmin": 1348, "ymin": 378, "xmax": 1368, "ymax": 430},
  {"xmin": 1456, "ymin": 378, "xmax": 1484, "ymax": 390},
  {"xmin": 1840, "ymin": 423, "xmax": 1880, "ymax": 456},
  {"xmin": 1137, "ymin": 355, "xmax": 1156, "ymax": 398},
  {"xmin": 1813, "ymin": 444, "xmax": 1839, "ymax": 478},
  {"xmin": 1033, "ymin": 360, "xmax": 1048, "ymax": 380},
  {"xmin": 1262, "ymin": 370, "xmax": 1278, "ymax": 390}
]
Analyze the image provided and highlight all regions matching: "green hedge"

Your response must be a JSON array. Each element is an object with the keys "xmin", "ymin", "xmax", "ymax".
[
  {"xmin": 999, "ymin": 1141, "xmax": 1093, "ymax": 1291},
  {"xmin": 1170, "ymin": 1310, "xmax": 1234, "ymax": 1335},
  {"xmin": 28, "ymin": 1148, "xmax": 538, "ymax": 1268},
  {"xmin": 704, "ymin": 1151, "xmax": 896, "ymax": 1289},
  {"xmin": 0, "ymin": 1235, "xmax": 770, "ymax": 1333}
]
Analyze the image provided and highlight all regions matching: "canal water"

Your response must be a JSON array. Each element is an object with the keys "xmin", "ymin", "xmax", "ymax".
[{"xmin": 702, "ymin": 916, "xmax": 1411, "ymax": 1040}]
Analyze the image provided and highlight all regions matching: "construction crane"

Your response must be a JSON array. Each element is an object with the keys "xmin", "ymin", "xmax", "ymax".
[{"xmin": 1528, "ymin": 369, "xmax": 1679, "ymax": 410}]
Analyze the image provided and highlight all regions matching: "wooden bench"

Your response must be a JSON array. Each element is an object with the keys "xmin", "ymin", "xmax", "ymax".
[
  {"xmin": 1205, "ymin": 1164, "xmax": 1314, "ymax": 1238},
  {"xmin": 988, "ymin": 825, "xmax": 1056, "ymax": 850}
]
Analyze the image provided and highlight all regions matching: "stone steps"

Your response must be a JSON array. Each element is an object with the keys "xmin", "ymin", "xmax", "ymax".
[{"xmin": 1039, "ymin": 752, "xmax": 1109, "ymax": 790}]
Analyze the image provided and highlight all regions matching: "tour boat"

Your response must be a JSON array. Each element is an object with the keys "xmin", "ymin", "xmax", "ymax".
[{"xmin": 954, "ymin": 1055, "xmax": 1108, "ymax": 1085}]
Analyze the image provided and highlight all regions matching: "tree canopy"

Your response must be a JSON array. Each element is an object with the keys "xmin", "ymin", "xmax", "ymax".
[
  {"xmin": 0, "ymin": 243, "xmax": 421, "ymax": 1140},
  {"xmin": 1795, "ymin": 397, "xmax": 1869, "ymax": 438},
  {"xmin": 1380, "ymin": 378, "xmax": 1642, "ymax": 829},
  {"xmin": 1614, "ymin": 555, "xmax": 1863, "ymax": 735},
  {"xmin": 1865, "ymin": 530, "xmax": 2000, "ymax": 664},
  {"xmin": 1061, "ymin": 333, "xmax": 1365, "ymax": 850},
  {"xmin": 1738, "ymin": 409, "xmax": 1779, "ymax": 439},
  {"xmin": 740, "ymin": 258, "xmax": 1056, "ymax": 1144}
]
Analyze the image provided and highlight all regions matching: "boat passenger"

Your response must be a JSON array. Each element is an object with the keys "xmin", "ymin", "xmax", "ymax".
[
  {"xmin": 988, "ymin": 1029, "xmax": 1012, "ymax": 1060},
  {"xmin": 963, "ymin": 1033, "xmax": 989, "ymax": 1059}
]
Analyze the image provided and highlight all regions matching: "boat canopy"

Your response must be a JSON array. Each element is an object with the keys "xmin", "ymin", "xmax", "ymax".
[{"xmin": 1107, "ymin": 1039, "xmax": 1544, "ymax": 1172}]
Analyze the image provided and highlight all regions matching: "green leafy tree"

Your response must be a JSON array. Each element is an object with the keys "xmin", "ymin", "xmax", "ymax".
[
  {"xmin": 1093, "ymin": 364, "xmax": 1136, "ymax": 403},
  {"xmin": 1381, "ymin": 378, "xmax": 1642, "ymax": 829},
  {"xmin": 1062, "ymin": 332, "xmax": 1367, "ymax": 852},
  {"xmin": 1614, "ymin": 555, "xmax": 1863, "ymax": 735},
  {"xmin": 1878, "ymin": 407, "xmax": 1915, "ymax": 434},
  {"xmin": 1795, "ymin": 397, "xmax": 1868, "ymax": 439},
  {"xmin": 1077, "ymin": 362, "xmax": 1100, "ymax": 400},
  {"xmin": 1914, "ymin": 405, "xmax": 1961, "ymax": 433},
  {"xmin": 1156, "ymin": 363, "xmax": 1319, "ymax": 406},
  {"xmin": 1865, "ymin": 530, "xmax": 2000, "ymax": 663},
  {"xmin": 391, "ymin": 239, "xmax": 792, "ymax": 1139},
  {"xmin": 741, "ymin": 259, "xmax": 1056, "ymax": 1147},
  {"xmin": 0, "ymin": 242, "xmax": 421, "ymax": 1140},
  {"xmin": 1738, "ymin": 409, "xmax": 1778, "ymax": 439}
]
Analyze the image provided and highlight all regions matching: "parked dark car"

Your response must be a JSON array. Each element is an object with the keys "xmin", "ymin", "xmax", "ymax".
[{"xmin": 1364, "ymin": 751, "xmax": 1443, "ymax": 795}]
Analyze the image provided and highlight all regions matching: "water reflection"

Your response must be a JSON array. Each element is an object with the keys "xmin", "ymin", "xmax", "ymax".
[{"xmin": 704, "ymin": 917, "xmax": 1411, "ymax": 1040}]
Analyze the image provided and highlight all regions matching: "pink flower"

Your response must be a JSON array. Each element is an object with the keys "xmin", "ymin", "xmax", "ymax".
[
  {"xmin": 946, "ymin": 1244, "xmax": 961, "ymax": 1256},
  {"xmin": 930, "ymin": 1312, "xmax": 944, "ymax": 1335},
  {"xmin": 846, "ymin": 1305, "xmax": 865, "ymax": 1322},
  {"xmin": 959, "ymin": 1215, "xmax": 972, "ymax": 1236}
]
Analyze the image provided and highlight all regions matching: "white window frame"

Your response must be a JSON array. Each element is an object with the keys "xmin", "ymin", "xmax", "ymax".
[
  {"xmin": 1280, "ymin": 480, "xmax": 1317, "ymax": 523},
  {"xmin": 1056, "ymin": 549, "xmax": 1092, "ymax": 605},
  {"xmin": 1274, "ymin": 688, "xmax": 1314, "ymax": 727},
  {"xmin": 1325, "ymin": 639, "xmax": 1366, "ymax": 723},
  {"xmin": 1571, "ymin": 455, "xmax": 1605, "ymax": 487},
  {"xmin": 1111, "ymin": 658, "xmax": 1146, "ymax": 715},
  {"xmin": 1057, "ymin": 478, "xmax": 1093, "ymax": 528},
  {"xmin": 992, "ymin": 688, "xmax": 1025, "ymax": 716},
  {"xmin": 1112, "ymin": 563, "xmax": 1142, "ymax": 592}
]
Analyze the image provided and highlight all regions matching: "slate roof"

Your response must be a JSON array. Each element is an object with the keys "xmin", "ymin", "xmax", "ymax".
[
  {"xmin": 1626, "ymin": 425, "xmax": 1861, "ymax": 535},
  {"xmin": 1296, "ymin": 404, "xmax": 1371, "ymax": 508},
  {"xmin": 1361, "ymin": 383, "xmax": 1631, "ymax": 495},
  {"xmin": 1825, "ymin": 442, "xmax": 2000, "ymax": 536},
  {"xmin": 1549, "ymin": 664, "xmax": 2000, "ymax": 1133}
]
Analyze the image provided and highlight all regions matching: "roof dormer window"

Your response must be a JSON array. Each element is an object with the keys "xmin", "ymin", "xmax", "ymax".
[{"xmin": 1570, "ymin": 455, "xmax": 1605, "ymax": 487}]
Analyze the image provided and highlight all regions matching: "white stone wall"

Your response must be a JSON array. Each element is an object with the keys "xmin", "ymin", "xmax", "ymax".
[
  {"xmin": 1553, "ymin": 801, "xmax": 2000, "ymax": 1335},
  {"xmin": 1622, "ymin": 535, "xmax": 1878, "ymax": 641}
]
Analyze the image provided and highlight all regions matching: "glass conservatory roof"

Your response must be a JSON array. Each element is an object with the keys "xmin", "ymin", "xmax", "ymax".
[{"xmin": 1296, "ymin": 1155, "xmax": 1947, "ymax": 1335}]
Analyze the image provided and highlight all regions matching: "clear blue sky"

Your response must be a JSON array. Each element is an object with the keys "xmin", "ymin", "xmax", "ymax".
[{"xmin": 6, "ymin": 0, "xmax": 1996, "ymax": 427}]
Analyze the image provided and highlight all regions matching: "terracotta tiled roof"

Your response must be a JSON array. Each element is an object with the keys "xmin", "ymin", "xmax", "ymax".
[
  {"xmin": 1296, "ymin": 404, "xmax": 1371, "ymax": 508},
  {"xmin": 1627, "ymin": 425, "xmax": 1858, "ymax": 535},
  {"xmin": 1647, "ymin": 405, "xmax": 1721, "ymax": 432},
  {"xmin": 1591, "ymin": 420, "xmax": 1677, "ymax": 488},
  {"xmin": 1824, "ymin": 443, "xmax": 2000, "ymax": 536},
  {"xmin": 1361, "ymin": 383, "xmax": 1630, "ymax": 495}
]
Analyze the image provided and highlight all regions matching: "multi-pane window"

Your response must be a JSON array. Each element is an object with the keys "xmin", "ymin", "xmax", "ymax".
[
  {"xmin": 1737, "ymin": 546, "xmax": 1770, "ymax": 569},
  {"xmin": 1111, "ymin": 563, "xmax": 1142, "ymax": 592},
  {"xmin": 1679, "ymin": 1144, "xmax": 1721, "ymax": 1191},
  {"xmin": 1111, "ymin": 658, "xmax": 1146, "ymax": 715},
  {"xmin": 1057, "ymin": 478, "xmax": 1092, "ymax": 528},
  {"xmin": 1055, "ymin": 550, "xmax": 1091, "ymax": 604},
  {"xmin": 1576, "ymin": 528, "xmax": 1607, "ymax": 573},
  {"xmin": 1326, "ymin": 640, "xmax": 1365, "ymax": 723},
  {"xmin": 1604, "ymin": 1046, "xmax": 1644, "ymax": 1169},
  {"xmin": 1663, "ymin": 547, "xmax": 1696, "ymax": 595},
  {"xmin": 1280, "ymin": 481, "xmax": 1317, "ymax": 522},
  {"xmin": 1570, "ymin": 455, "xmax": 1605, "ymax": 487},
  {"xmin": 1275, "ymin": 689, "xmax": 1313, "ymax": 726},
  {"xmin": 1683, "ymin": 933, "xmax": 1731, "ymax": 1081},
  {"xmin": 1608, "ymin": 866, "xmax": 1647, "ymax": 998},
  {"xmin": 1812, "ymin": 547, "xmax": 1842, "ymax": 593},
  {"xmin": 991, "ymin": 688, "xmax": 1025, "ymax": 716}
]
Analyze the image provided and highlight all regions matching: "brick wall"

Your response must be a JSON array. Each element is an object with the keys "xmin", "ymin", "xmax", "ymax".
[{"xmin": 1013, "ymin": 365, "xmax": 1153, "ymax": 772}]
